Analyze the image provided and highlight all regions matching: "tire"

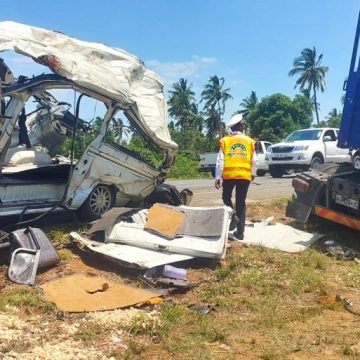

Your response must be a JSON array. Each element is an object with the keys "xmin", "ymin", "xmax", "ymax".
[
  {"xmin": 310, "ymin": 154, "xmax": 324, "ymax": 169},
  {"xmin": 353, "ymin": 152, "xmax": 360, "ymax": 170},
  {"xmin": 256, "ymin": 169, "xmax": 266, "ymax": 176},
  {"xmin": 284, "ymin": 169, "xmax": 294, "ymax": 176},
  {"xmin": 210, "ymin": 168, "xmax": 216, "ymax": 178},
  {"xmin": 77, "ymin": 184, "xmax": 116, "ymax": 221},
  {"xmin": 269, "ymin": 166, "xmax": 284, "ymax": 178}
]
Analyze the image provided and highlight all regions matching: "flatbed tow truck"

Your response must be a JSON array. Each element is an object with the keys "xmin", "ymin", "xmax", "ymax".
[{"xmin": 287, "ymin": 12, "xmax": 360, "ymax": 231}]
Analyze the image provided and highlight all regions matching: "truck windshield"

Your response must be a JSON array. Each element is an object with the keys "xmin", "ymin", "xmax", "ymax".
[{"xmin": 286, "ymin": 130, "xmax": 322, "ymax": 141}]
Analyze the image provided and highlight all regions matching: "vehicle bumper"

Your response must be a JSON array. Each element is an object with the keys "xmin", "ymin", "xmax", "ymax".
[
  {"xmin": 266, "ymin": 151, "xmax": 310, "ymax": 166},
  {"xmin": 315, "ymin": 205, "xmax": 360, "ymax": 231}
]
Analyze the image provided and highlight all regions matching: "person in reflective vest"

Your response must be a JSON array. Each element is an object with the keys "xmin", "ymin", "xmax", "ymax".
[{"xmin": 215, "ymin": 114, "xmax": 257, "ymax": 240}]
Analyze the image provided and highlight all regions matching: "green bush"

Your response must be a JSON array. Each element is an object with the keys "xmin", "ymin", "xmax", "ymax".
[{"xmin": 168, "ymin": 152, "xmax": 211, "ymax": 179}]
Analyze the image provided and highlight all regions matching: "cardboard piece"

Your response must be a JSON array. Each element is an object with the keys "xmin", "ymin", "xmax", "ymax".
[
  {"xmin": 41, "ymin": 274, "xmax": 159, "ymax": 312},
  {"xmin": 144, "ymin": 203, "xmax": 186, "ymax": 239}
]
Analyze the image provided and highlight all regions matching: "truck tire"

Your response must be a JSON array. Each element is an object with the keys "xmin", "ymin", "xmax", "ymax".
[
  {"xmin": 353, "ymin": 152, "xmax": 360, "ymax": 170},
  {"xmin": 310, "ymin": 153, "xmax": 324, "ymax": 169},
  {"xmin": 256, "ymin": 169, "xmax": 266, "ymax": 176},
  {"xmin": 77, "ymin": 184, "xmax": 116, "ymax": 221},
  {"xmin": 284, "ymin": 169, "xmax": 294, "ymax": 176},
  {"xmin": 269, "ymin": 166, "xmax": 284, "ymax": 178},
  {"xmin": 210, "ymin": 168, "xmax": 216, "ymax": 178}
]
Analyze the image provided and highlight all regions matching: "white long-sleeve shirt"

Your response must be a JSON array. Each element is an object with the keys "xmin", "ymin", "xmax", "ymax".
[{"xmin": 215, "ymin": 131, "xmax": 258, "ymax": 180}]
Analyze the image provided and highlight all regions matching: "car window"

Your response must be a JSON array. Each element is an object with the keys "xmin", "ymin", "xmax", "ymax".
[
  {"xmin": 264, "ymin": 142, "xmax": 272, "ymax": 150},
  {"xmin": 255, "ymin": 141, "xmax": 263, "ymax": 154},
  {"xmin": 323, "ymin": 130, "xmax": 336, "ymax": 141},
  {"xmin": 286, "ymin": 130, "xmax": 322, "ymax": 141}
]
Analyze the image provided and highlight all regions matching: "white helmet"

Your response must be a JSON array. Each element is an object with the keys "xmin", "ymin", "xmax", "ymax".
[{"xmin": 226, "ymin": 113, "xmax": 244, "ymax": 128}]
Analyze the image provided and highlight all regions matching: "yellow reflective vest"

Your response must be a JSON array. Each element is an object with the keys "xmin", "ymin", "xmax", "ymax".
[{"xmin": 219, "ymin": 134, "xmax": 255, "ymax": 181}]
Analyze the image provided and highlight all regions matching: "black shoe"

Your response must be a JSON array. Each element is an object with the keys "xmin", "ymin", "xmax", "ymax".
[
  {"xmin": 233, "ymin": 231, "xmax": 244, "ymax": 240},
  {"xmin": 229, "ymin": 214, "xmax": 239, "ymax": 231}
]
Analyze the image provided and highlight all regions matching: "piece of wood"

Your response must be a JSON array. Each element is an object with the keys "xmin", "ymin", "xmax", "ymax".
[{"xmin": 144, "ymin": 203, "xmax": 186, "ymax": 239}]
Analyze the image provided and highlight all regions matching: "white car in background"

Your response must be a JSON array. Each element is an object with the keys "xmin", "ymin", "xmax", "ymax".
[
  {"xmin": 266, "ymin": 128, "xmax": 351, "ymax": 178},
  {"xmin": 254, "ymin": 140, "xmax": 272, "ymax": 176},
  {"xmin": 198, "ymin": 140, "xmax": 272, "ymax": 177}
]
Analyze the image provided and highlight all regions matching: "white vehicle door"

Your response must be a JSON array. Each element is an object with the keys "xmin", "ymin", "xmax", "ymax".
[
  {"xmin": 334, "ymin": 130, "xmax": 351, "ymax": 162},
  {"xmin": 323, "ymin": 129, "xmax": 338, "ymax": 162},
  {"xmin": 255, "ymin": 141, "xmax": 265, "ymax": 167}
]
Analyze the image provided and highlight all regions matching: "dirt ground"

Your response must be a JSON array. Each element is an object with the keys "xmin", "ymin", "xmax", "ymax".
[{"xmin": 1, "ymin": 199, "xmax": 360, "ymax": 359}]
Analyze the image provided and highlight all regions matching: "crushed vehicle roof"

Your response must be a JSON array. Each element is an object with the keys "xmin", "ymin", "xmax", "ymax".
[{"xmin": 0, "ymin": 21, "xmax": 177, "ymax": 150}]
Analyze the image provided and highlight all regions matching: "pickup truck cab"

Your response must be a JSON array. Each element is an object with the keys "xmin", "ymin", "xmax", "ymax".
[
  {"xmin": 199, "ymin": 140, "xmax": 272, "ymax": 177},
  {"xmin": 266, "ymin": 128, "xmax": 351, "ymax": 178}
]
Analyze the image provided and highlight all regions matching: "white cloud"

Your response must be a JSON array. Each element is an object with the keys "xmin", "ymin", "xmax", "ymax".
[
  {"xmin": 146, "ymin": 55, "xmax": 218, "ymax": 85},
  {"xmin": 192, "ymin": 55, "xmax": 218, "ymax": 64}
]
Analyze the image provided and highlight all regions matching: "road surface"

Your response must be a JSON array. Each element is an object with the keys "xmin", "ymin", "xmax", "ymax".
[{"xmin": 168, "ymin": 174, "xmax": 294, "ymax": 206}]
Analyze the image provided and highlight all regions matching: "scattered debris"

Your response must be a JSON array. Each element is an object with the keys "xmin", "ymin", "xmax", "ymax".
[
  {"xmin": 144, "ymin": 204, "xmax": 186, "ymax": 239},
  {"xmin": 106, "ymin": 205, "xmax": 232, "ymax": 259},
  {"xmin": 335, "ymin": 294, "xmax": 360, "ymax": 316},
  {"xmin": 8, "ymin": 227, "xmax": 60, "ymax": 285},
  {"xmin": 320, "ymin": 240, "xmax": 358, "ymax": 260},
  {"xmin": 231, "ymin": 217, "xmax": 324, "ymax": 253},
  {"xmin": 71, "ymin": 232, "xmax": 193, "ymax": 269},
  {"xmin": 40, "ymin": 273, "xmax": 160, "ymax": 312},
  {"xmin": 188, "ymin": 304, "xmax": 215, "ymax": 315},
  {"xmin": 163, "ymin": 265, "xmax": 187, "ymax": 280}
]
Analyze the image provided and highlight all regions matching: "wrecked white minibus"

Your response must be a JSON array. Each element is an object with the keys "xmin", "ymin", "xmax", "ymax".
[{"xmin": 0, "ymin": 21, "xmax": 178, "ymax": 220}]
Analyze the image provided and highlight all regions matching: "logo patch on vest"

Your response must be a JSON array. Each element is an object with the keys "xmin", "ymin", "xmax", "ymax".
[{"xmin": 231, "ymin": 143, "xmax": 246, "ymax": 151}]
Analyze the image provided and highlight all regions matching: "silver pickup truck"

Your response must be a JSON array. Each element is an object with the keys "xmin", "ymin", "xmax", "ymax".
[{"xmin": 199, "ymin": 140, "xmax": 272, "ymax": 177}]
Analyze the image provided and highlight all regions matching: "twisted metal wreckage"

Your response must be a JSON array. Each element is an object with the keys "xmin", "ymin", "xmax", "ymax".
[{"xmin": 0, "ymin": 21, "xmax": 187, "ymax": 221}]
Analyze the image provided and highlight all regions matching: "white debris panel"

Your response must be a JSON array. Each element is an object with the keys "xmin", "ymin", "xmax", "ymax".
[
  {"xmin": 231, "ymin": 217, "xmax": 324, "ymax": 253},
  {"xmin": 0, "ymin": 21, "xmax": 177, "ymax": 150}
]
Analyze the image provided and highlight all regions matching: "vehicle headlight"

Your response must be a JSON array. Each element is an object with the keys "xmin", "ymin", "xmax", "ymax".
[
  {"xmin": 293, "ymin": 145, "xmax": 309, "ymax": 151},
  {"xmin": 267, "ymin": 147, "xmax": 273, "ymax": 153}
]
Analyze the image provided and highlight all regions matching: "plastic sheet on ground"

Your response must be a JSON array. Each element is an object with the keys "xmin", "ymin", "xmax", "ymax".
[{"xmin": 234, "ymin": 217, "xmax": 324, "ymax": 253}]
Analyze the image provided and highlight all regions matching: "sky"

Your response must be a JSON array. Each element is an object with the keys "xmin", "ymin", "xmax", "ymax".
[{"xmin": 1, "ymin": 0, "xmax": 360, "ymax": 123}]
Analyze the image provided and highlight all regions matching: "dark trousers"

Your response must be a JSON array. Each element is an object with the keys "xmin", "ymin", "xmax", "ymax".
[{"xmin": 222, "ymin": 179, "xmax": 250, "ymax": 234}]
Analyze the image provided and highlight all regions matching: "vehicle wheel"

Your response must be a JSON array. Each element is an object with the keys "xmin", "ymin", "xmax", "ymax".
[
  {"xmin": 353, "ymin": 152, "xmax": 360, "ymax": 170},
  {"xmin": 310, "ymin": 154, "xmax": 324, "ymax": 169},
  {"xmin": 77, "ymin": 184, "xmax": 116, "ymax": 221},
  {"xmin": 210, "ymin": 168, "xmax": 216, "ymax": 178},
  {"xmin": 269, "ymin": 166, "xmax": 284, "ymax": 178},
  {"xmin": 256, "ymin": 169, "xmax": 266, "ymax": 176}
]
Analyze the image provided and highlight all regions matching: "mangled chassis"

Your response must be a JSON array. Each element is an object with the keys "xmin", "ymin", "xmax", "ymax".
[{"xmin": 0, "ymin": 74, "xmax": 176, "ymax": 217}]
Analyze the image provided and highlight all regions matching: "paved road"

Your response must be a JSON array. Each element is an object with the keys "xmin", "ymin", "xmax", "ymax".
[{"xmin": 168, "ymin": 174, "xmax": 295, "ymax": 206}]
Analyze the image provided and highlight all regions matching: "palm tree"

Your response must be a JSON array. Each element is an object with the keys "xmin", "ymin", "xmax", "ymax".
[
  {"xmin": 168, "ymin": 78, "xmax": 197, "ymax": 147},
  {"xmin": 239, "ymin": 91, "xmax": 258, "ymax": 118},
  {"xmin": 201, "ymin": 75, "xmax": 232, "ymax": 139},
  {"xmin": 168, "ymin": 78, "xmax": 196, "ymax": 130},
  {"xmin": 289, "ymin": 47, "xmax": 329, "ymax": 125},
  {"xmin": 111, "ymin": 118, "xmax": 130, "ymax": 143}
]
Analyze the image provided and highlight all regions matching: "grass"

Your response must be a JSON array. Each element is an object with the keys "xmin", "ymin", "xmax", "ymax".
[
  {"xmin": 73, "ymin": 322, "xmax": 107, "ymax": 344},
  {"xmin": 0, "ymin": 287, "xmax": 57, "ymax": 315},
  {"xmin": 2, "ymin": 199, "xmax": 360, "ymax": 359}
]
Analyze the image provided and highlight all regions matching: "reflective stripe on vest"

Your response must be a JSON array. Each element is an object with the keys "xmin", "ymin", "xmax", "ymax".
[{"xmin": 219, "ymin": 134, "xmax": 254, "ymax": 180}]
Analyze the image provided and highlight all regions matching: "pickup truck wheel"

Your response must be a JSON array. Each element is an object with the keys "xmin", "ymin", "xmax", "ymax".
[
  {"xmin": 284, "ymin": 169, "xmax": 294, "ymax": 175},
  {"xmin": 269, "ymin": 167, "xmax": 284, "ymax": 178},
  {"xmin": 353, "ymin": 152, "xmax": 360, "ymax": 170},
  {"xmin": 256, "ymin": 169, "xmax": 266, "ymax": 176},
  {"xmin": 210, "ymin": 168, "xmax": 216, "ymax": 178},
  {"xmin": 78, "ymin": 185, "xmax": 116, "ymax": 221},
  {"xmin": 310, "ymin": 154, "xmax": 324, "ymax": 169}
]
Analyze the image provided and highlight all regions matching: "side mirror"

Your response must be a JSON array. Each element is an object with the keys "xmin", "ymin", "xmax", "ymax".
[{"xmin": 323, "ymin": 135, "xmax": 332, "ymax": 142}]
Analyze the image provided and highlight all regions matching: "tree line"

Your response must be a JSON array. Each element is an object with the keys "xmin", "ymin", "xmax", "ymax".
[{"xmin": 168, "ymin": 46, "xmax": 342, "ymax": 154}]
